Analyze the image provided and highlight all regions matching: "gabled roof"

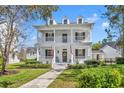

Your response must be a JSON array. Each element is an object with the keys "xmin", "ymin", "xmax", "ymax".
[
  {"xmin": 101, "ymin": 42, "xmax": 118, "ymax": 50},
  {"xmin": 26, "ymin": 47, "xmax": 37, "ymax": 53}
]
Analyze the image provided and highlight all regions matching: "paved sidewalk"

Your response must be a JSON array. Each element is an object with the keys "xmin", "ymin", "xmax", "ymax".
[{"xmin": 20, "ymin": 69, "xmax": 63, "ymax": 88}]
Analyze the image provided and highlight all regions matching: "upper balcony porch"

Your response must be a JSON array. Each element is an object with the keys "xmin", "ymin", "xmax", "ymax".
[{"xmin": 37, "ymin": 29, "xmax": 91, "ymax": 46}]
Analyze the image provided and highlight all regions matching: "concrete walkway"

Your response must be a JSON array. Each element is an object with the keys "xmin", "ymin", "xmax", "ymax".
[{"xmin": 20, "ymin": 69, "xmax": 63, "ymax": 88}]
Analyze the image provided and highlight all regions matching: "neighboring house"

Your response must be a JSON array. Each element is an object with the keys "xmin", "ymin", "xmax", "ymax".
[
  {"xmin": 34, "ymin": 16, "xmax": 94, "ymax": 66},
  {"xmin": 26, "ymin": 47, "xmax": 37, "ymax": 59},
  {"xmin": 9, "ymin": 51, "xmax": 20, "ymax": 64},
  {"xmin": 92, "ymin": 44, "xmax": 122, "ymax": 61},
  {"xmin": 0, "ymin": 50, "xmax": 20, "ymax": 64},
  {"xmin": 92, "ymin": 50, "xmax": 104, "ymax": 60}
]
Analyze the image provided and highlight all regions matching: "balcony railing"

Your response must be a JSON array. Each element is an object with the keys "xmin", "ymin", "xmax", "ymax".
[
  {"xmin": 45, "ymin": 37, "xmax": 54, "ymax": 41},
  {"xmin": 40, "ymin": 36, "xmax": 88, "ymax": 43},
  {"xmin": 45, "ymin": 56, "xmax": 53, "ymax": 59},
  {"xmin": 75, "ymin": 36, "xmax": 85, "ymax": 41},
  {"xmin": 75, "ymin": 56, "xmax": 85, "ymax": 59}
]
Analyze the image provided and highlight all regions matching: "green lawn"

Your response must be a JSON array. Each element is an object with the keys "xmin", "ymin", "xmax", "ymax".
[
  {"xmin": 0, "ymin": 60, "xmax": 50, "ymax": 88},
  {"xmin": 0, "ymin": 69, "xmax": 49, "ymax": 88},
  {"xmin": 48, "ymin": 64, "xmax": 124, "ymax": 88}
]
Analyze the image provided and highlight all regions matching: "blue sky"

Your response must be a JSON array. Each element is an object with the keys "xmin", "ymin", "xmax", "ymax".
[{"xmin": 25, "ymin": 5, "xmax": 109, "ymax": 47}]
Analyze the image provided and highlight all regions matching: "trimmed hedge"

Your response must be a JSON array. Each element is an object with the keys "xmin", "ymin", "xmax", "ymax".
[
  {"xmin": 68, "ymin": 64, "xmax": 87, "ymax": 69},
  {"xmin": 20, "ymin": 63, "xmax": 51, "ymax": 68},
  {"xmin": 116, "ymin": 57, "xmax": 124, "ymax": 64},
  {"xmin": 78, "ymin": 68, "xmax": 121, "ymax": 88},
  {"xmin": 84, "ymin": 60, "xmax": 99, "ymax": 65}
]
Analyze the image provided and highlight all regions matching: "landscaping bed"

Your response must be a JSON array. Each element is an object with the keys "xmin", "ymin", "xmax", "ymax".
[{"xmin": 49, "ymin": 64, "xmax": 124, "ymax": 88}]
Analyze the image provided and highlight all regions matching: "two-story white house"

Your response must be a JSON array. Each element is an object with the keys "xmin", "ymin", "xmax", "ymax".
[{"xmin": 34, "ymin": 16, "xmax": 94, "ymax": 68}]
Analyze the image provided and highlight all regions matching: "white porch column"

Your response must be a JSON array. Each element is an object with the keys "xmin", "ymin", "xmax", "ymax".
[
  {"xmin": 52, "ymin": 29, "xmax": 56, "ymax": 68},
  {"xmin": 36, "ymin": 31, "xmax": 39, "ymax": 61},
  {"xmin": 71, "ymin": 29, "xmax": 74, "ymax": 64},
  {"xmin": 36, "ymin": 47, "xmax": 39, "ymax": 61}
]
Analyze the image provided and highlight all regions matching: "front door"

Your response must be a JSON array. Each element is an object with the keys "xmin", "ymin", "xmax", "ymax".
[{"xmin": 62, "ymin": 49, "xmax": 67, "ymax": 62}]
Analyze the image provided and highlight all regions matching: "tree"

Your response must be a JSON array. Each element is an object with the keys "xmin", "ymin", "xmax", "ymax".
[
  {"xmin": 104, "ymin": 5, "xmax": 124, "ymax": 57},
  {"xmin": 92, "ymin": 42, "xmax": 102, "ymax": 50},
  {"xmin": 0, "ymin": 5, "xmax": 58, "ymax": 73}
]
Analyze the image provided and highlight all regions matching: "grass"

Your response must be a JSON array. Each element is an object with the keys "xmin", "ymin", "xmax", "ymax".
[
  {"xmin": 48, "ymin": 69, "xmax": 80, "ymax": 88},
  {"xmin": 0, "ymin": 59, "xmax": 51, "ymax": 88},
  {"xmin": 48, "ymin": 64, "xmax": 124, "ymax": 88},
  {"xmin": 0, "ymin": 69, "xmax": 49, "ymax": 88}
]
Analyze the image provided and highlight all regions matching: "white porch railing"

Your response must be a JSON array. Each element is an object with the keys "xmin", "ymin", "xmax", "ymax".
[{"xmin": 39, "ymin": 36, "xmax": 89, "ymax": 43}]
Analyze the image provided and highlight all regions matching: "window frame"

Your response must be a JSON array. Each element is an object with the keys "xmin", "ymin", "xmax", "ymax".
[
  {"xmin": 63, "ymin": 19, "xmax": 68, "ymax": 24},
  {"xmin": 45, "ymin": 33, "xmax": 54, "ymax": 41},
  {"xmin": 75, "ymin": 49, "xmax": 85, "ymax": 58},
  {"xmin": 75, "ymin": 32, "xmax": 85, "ymax": 40},
  {"xmin": 78, "ymin": 18, "xmax": 82, "ymax": 24},
  {"xmin": 45, "ymin": 49, "xmax": 53, "ymax": 59},
  {"xmin": 49, "ymin": 19, "xmax": 53, "ymax": 25}
]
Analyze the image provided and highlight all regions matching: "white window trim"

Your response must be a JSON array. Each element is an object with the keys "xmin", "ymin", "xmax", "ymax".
[
  {"xmin": 62, "ymin": 18, "xmax": 70, "ymax": 24},
  {"xmin": 45, "ymin": 32, "xmax": 54, "ymax": 42},
  {"xmin": 75, "ymin": 32, "xmax": 85, "ymax": 40},
  {"xmin": 75, "ymin": 49, "xmax": 85, "ymax": 59}
]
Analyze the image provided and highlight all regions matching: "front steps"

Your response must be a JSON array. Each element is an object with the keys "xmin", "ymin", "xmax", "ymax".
[{"xmin": 52, "ymin": 63, "xmax": 69, "ymax": 70}]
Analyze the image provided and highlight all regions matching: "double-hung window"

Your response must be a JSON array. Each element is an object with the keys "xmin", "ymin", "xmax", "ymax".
[
  {"xmin": 75, "ymin": 32, "xmax": 85, "ymax": 40},
  {"xmin": 78, "ymin": 18, "xmax": 82, "ymax": 24},
  {"xmin": 63, "ymin": 19, "xmax": 68, "ymax": 24},
  {"xmin": 45, "ymin": 49, "xmax": 53, "ymax": 59},
  {"xmin": 45, "ymin": 33, "xmax": 54, "ymax": 41},
  {"xmin": 49, "ymin": 19, "xmax": 53, "ymax": 25},
  {"xmin": 75, "ymin": 49, "xmax": 85, "ymax": 58}
]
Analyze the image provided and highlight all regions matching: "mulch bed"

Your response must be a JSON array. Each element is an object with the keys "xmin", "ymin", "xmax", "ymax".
[{"xmin": 0, "ymin": 70, "xmax": 19, "ymax": 76}]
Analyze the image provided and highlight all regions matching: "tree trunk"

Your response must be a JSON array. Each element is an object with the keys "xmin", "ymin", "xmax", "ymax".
[
  {"xmin": 1, "ymin": 55, "xmax": 8, "ymax": 74},
  {"xmin": 122, "ymin": 15, "xmax": 124, "ymax": 57},
  {"xmin": 122, "ymin": 31, "xmax": 124, "ymax": 57}
]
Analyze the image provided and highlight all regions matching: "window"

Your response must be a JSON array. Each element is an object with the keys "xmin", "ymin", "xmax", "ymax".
[
  {"xmin": 75, "ymin": 32, "xmax": 85, "ymax": 40},
  {"xmin": 45, "ymin": 49, "xmax": 53, "ymax": 58},
  {"xmin": 49, "ymin": 19, "xmax": 53, "ymax": 25},
  {"xmin": 63, "ymin": 19, "xmax": 67, "ymax": 24},
  {"xmin": 62, "ymin": 34, "xmax": 67, "ymax": 43},
  {"xmin": 75, "ymin": 49, "xmax": 85, "ymax": 58},
  {"xmin": 45, "ymin": 33, "xmax": 54, "ymax": 41},
  {"xmin": 78, "ymin": 18, "xmax": 82, "ymax": 24}
]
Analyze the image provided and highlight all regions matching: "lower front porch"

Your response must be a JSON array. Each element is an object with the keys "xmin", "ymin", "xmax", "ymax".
[{"xmin": 38, "ymin": 45, "xmax": 91, "ymax": 65}]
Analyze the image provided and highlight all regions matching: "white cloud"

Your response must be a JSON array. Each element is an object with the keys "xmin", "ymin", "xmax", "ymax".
[
  {"xmin": 86, "ymin": 13, "xmax": 99, "ymax": 22},
  {"xmin": 102, "ymin": 21, "xmax": 109, "ymax": 28}
]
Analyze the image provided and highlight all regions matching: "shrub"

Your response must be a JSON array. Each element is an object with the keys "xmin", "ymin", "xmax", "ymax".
[
  {"xmin": 84, "ymin": 60, "xmax": 99, "ymax": 65},
  {"xmin": 99, "ymin": 59, "xmax": 105, "ymax": 66},
  {"xmin": 25, "ymin": 61, "xmax": 40, "ymax": 64},
  {"xmin": 116, "ymin": 57, "xmax": 124, "ymax": 64},
  {"xmin": 20, "ymin": 63, "xmax": 51, "ymax": 68},
  {"xmin": 78, "ymin": 68, "xmax": 121, "ymax": 88},
  {"xmin": 68, "ymin": 64, "xmax": 87, "ymax": 69}
]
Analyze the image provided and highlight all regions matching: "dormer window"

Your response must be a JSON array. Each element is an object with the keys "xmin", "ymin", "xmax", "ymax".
[
  {"xmin": 49, "ymin": 19, "xmax": 53, "ymax": 25},
  {"xmin": 77, "ymin": 16, "xmax": 84, "ymax": 24},
  {"xmin": 78, "ymin": 18, "xmax": 82, "ymax": 24},
  {"xmin": 63, "ymin": 19, "xmax": 67, "ymax": 24},
  {"xmin": 62, "ymin": 16, "xmax": 69, "ymax": 24}
]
